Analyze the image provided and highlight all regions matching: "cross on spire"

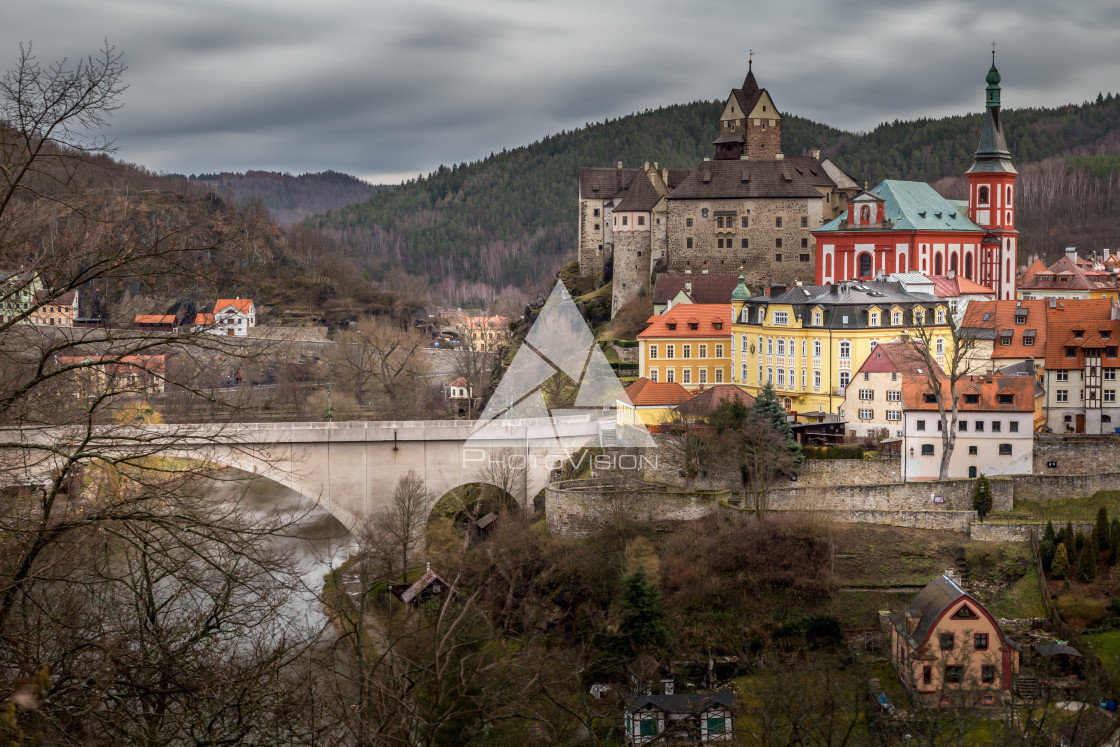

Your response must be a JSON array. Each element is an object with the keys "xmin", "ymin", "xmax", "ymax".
[
  {"xmin": 748, "ymin": 49, "xmax": 754, "ymax": 69},
  {"xmin": 990, "ymin": 41, "xmax": 996, "ymax": 59}
]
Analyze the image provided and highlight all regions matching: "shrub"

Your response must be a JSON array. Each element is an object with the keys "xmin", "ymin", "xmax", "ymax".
[
  {"xmin": 966, "ymin": 545, "xmax": 1000, "ymax": 571},
  {"xmin": 1055, "ymin": 594, "xmax": 1106, "ymax": 625},
  {"xmin": 802, "ymin": 445, "xmax": 865, "ymax": 460},
  {"xmin": 1078, "ymin": 544, "xmax": 1098, "ymax": 582},
  {"xmin": 1052, "ymin": 543, "xmax": 1071, "ymax": 580},
  {"xmin": 1066, "ymin": 521, "xmax": 1076, "ymax": 548},
  {"xmin": 1044, "ymin": 519, "xmax": 1057, "ymax": 545},
  {"xmin": 804, "ymin": 614, "xmax": 844, "ymax": 649},
  {"xmin": 1111, "ymin": 519, "xmax": 1120, "ymax": 566},
  {"xmin": 1076, "ymin": 531, "xmax": 1087, "ymax": 553},
  {"xmin": 972, "ymin": 475, "xmax": 993, "ymax": 521},
  {"xmin": 1040, "ymin": 538, "xmax": 1056, "ymax": 573},
  {"xmin": 1098, "ymin": 506, "xmax": 1112, "ymax": 550}
]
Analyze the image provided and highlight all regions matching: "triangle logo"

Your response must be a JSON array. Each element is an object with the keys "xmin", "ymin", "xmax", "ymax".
[{"xmin": 467, "ymin": 281, "xmax": 655, "ymax": 451}]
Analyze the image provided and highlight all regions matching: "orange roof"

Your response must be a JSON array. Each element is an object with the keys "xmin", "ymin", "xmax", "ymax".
[
  {"xmin": 194, "ymin": 313, "xmax": 215, "ymax": 325},
  {"xmin": 1018, "ymin": 258, "xmax": 1048, "ymax": 287},
  {"xmin": 134, "ymin": 314, "xmax": 176, "ymax": 325},
  {"xmin": 214, "ymin": 299, "xmax": 253, "ymax": 314},
  {"xmin": 638, "ymin": 303, "xmax": 730, "ymax": 340},
  {"xmin": 620, "ymin": 378, "xmax": 693, "ymax": 407},
  {"xmin": 674, "ymin": 384, "xmax": 755, "ymax": 416},
  {"xmin": 1044, "ymin": 319, "xmax": 1120, "ymax": 369},
  {"xmin": 927, "ymin": 275, "xmax": 995, "ymax": 298},
  {"xmin": 902, "ymin": 373, "xmax": 1034, "ymax": 412},
  {"xmin": 963, "ymin": 299, "xmax": 1113, "ymax": 360}
]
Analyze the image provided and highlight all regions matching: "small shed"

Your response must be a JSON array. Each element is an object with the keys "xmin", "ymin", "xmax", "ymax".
[
  {"xmin": 398, "ymin": 563, "xmax": 452, "ymax": 607},
  {"xmin": 791, "ymin": 420, "xmax": 847, "ymax": 446},
  {"xmin": 469, "ymin": 512, "xmax": 498, "ymax": 545}
]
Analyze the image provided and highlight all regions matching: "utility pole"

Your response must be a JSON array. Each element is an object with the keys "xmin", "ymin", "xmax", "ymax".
[{"xmin": 325, "ymin": 383, "xmax": 335, "ymax": 423}]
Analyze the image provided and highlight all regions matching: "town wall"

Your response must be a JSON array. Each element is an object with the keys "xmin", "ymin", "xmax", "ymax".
[
  {"xmin": 969, "ymin": 521, "xmax": 1094, "ymax": 543},
  {"xmin": 719, "ymin": 505, "xmax": 976, "ymax": 534},
  {"xmin": 664, "ymin": 196, "xmax": 819, "ymax": 284},
  {"xmin": 766, "ymin": 478, "xmax": 1014, "ymax": 513},
  {"xmin": 545, "ymin": 479, "xmax": 727, "ymax": 538},
  {"xmin": 1011, "ymin": 473, "xmax": 1120, "ymax": 502},
  {"xmin": 795, "ymin": 459, "xmax": 901, "ymax": 487},
  {"xmin": 1032, "ymin": 438, "xmax": 1120, "ymax": 475}
]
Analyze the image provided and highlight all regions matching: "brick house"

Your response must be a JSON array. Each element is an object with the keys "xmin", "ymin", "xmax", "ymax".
[{"xmin": 890, "ymin": 573, "xmax": 1019, "ymax": 707}]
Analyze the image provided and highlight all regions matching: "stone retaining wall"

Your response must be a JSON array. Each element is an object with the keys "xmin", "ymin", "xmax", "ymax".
[
  {"xmin": 969, "ymin": 521, "xmax": 1094, "ymax": 543},
  {"xmin": 767, "ymin": 478, "xmax": 1013, "ymax": 513},
  {"xmin": 546, "ymin": 479, "xmax": 726, "ymax": 538},
  {"xmin": 1033, "ymin": 438, "xmax": 1120, "ymax": 475},
  {"xmin": 795, "ymin": 459, "xmax": 901, "ymax": 487},
  {"xmin": 720, "ymin": 504, "xmax": 976, "ymax": 533},
  {"xmin": 1012, "ymin": 473, "xmax": 1120, "ymax": 502}
]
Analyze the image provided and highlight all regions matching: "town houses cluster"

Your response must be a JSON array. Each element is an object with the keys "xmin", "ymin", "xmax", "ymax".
[{"xmin": 600, "ymin": 56, "xmax": 1120, "ymax": 482}]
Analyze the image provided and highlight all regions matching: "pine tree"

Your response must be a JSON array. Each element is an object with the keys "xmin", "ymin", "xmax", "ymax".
[
  {"xmin": 1040, "ymin": 538, "xmax": 1056, "ymax": 572},
  {"xmin": 1066, "ymin": 521, "xmax": 1076, "ymax": 549},
  {"xmin": 752, "ymin": 381, "xmax": 804, "ymax": 470},
  {"xmin": 1044, "ymin": 520, "xmax": 1057, "ymax": 545},
  {"xmin": 972, "ymin": 475, "xmax": 993, "ymax": 522},
  {"xmin": 1052, "ymin": 543, "xmax": 1071, "ymax": 580},
  {"xmin": 1078, "ymin": 542, "xmax": 1098, "ymax": 582},
  {"xmin": 1111, "ymin": 520, "xmax": 1120, "ymax": 566},
  {"xmin": 615, "ymin": 565, "xmax": 671, "ymax": 656},
  {"xmin": 1097, "ymin": 506, "xmax": 1111, "ymax": 550}
]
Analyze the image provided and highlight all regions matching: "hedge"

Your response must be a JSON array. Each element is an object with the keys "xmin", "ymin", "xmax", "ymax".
[
  {"xmin": 613, "ymin": 339, "xmax": 640, "ymax": 348},
  {"xmin": 802, "ymin": 445, "xmax": 865, "ymax": 460}
]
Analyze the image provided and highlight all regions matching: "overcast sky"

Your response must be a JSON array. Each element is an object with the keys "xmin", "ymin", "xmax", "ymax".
[{"xmin": 4, "ymin": 0, "xmax": 1119, "ymax": 184}]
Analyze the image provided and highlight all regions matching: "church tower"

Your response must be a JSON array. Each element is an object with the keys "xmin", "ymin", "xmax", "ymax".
[
  {"xmin": 967, "ymin": 51, "xmax": 1019, "ymax": 299},
  {"xmin": 713, "ymin": 59, "xmax": 782, "ymax": 160}
]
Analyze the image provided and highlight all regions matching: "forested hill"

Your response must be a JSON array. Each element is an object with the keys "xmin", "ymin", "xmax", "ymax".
[
  {"xmin": 190, "ymin": 170, "xmax": 388, "ymax": 226},
  {"xmin": 308, "ymin": 93, "xmax": 1120, "ymax": 303}
]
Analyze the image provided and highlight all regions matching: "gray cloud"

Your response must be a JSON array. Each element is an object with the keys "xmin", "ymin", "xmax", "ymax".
[{"xmin": 2, "ymin": 0, "xmax": 1118, "ymax": 183}]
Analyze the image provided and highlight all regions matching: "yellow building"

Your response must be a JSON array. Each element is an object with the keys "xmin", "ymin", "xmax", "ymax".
[
  {"xmin": 615, "ymin": 378, "xmax": 694, "ymax": 427},
  {"xmin": 730, "ymin": 278, "xmax": 952, "ymax": 421},
  {"xmin": 637, "ymin": 303, "xmax": 732, "ymax": 390}
]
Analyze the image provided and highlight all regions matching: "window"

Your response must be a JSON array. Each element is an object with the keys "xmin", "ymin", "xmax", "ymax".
[
  {"xmin": 982, "ymin": 666, "xmax": 996, "ymax": 684},
  {"xmin": 999, "ymin": 443, "xmax": 1012, "ymax": 456},
  {"xmin": 777, "ymin": 368, "xmax": 786, "ymax": 386},
  {"xmin": 991, "ymin": 420, "xmax": 1001, "ymax": 432},
  {"xmin": 665, "ymin": 369, "xmax": 674, "ymax": 382},
  {"xmin": 773, "ymin": 311, "xmax": 789, "ymax": 325},
  {"xmin": 936, "ymin": 308, "xmax": 946, "ymax": 324},
  {"xmin": 716, "ymin": 216, "xmax": 724, "ymax": 228},
  {"xmin": 800, "ymin": 253, "xmax": 810, "ymax": 262},
  {"xmin": 802, "ymin": 340, "xmax": 807, "ymax": 357},
  {"xmin": 1066, "ymin": 346, "xmax": 1077, "ymax": 357},
  {"xmin": 891, "ymin": 372, "xmax": 897, "ymax": 381},
  {"xmin": 979, "ymin": 185, "xmax": 989, "ymax": 204},
  {"xmin": 969, "ymin": 445, "xmax": 978, "ymax": 455},
  {"xmin": 944, "ymin": 666, "xmax": 963, "ymax": 684},
  {"xmin": 892, "ymin": 310, "xmax": 902, "ymax": 326},
  {"xmin": 640, "ymin": 719, "xmax": 658, "ymax": 737},
  {"xmin": 813, "ymin": 370, "xmax": 821, "ymax": 388},
  {"xmin": 1057, "ymin": 390, "xmax": 1069, "ymax": 402},
  {"xmin": 887, "ymin": 391, "xmax": 901, "ymax": 402},
  {"xmin": 741, "ymin": 216, "xmax": 749, "ymax": 228},
  {"xmin": 776, "ymin": 339, "xmax": 785, "ymax": 357},
  {"xmin": 649, "ymin": 368, "xmax": 658, "ymax": 382},
  {"xmin": 1009, "ymin": 421, "xmax": 1019, "ymax": 432},
  {"xmin": 593, "ymin": 223, "xmax": 599, "ymax": 230},
  {"xmin": 859, "ymin": 389, "xmax": 873, "ymax": 400},
  {"xmin": 757, "ymin": 365, "xmax": 762, "ymax": 382},
  {"xmin": 801, "ymin": 369, "xmax": 806, "ymax": 388},
  {"xmin": 859, "ymin": 408, "xmax": 873, "ymax": 419},
  {"xmin": 813, "ymin": 340, "xmax": 822, "ymax": 357},
  {"xmin": 621, "ymin": 216, "xmax": 627, "ymax": 226},
  {"xmin": 716, "ymin": 238, "xmax": 724, "ymax": 248},
  {"xmin": 839, "ymin": 341, "xmax": 851, "ymax": 359},
  {"xmin": 869, "ymin": 311, "xmax": 880, "ymax": 327},
  {"xmin": 766, "ymin": 367, "xmax": 773, "ymax": 384},
  {"xmin": 649, "ymin": 345, "xmax": 658, "ymax": 359},
  {"xmin": 683, "ymin": 345, "xmax": 691, "ymax": 359},
  {"xmin": 666, "ymin": 345, "xmax": 675, "ymax": 359},
  {"xmin": 974, "ymin": 633, "xmax": 989, "ymax": 650},
  {"xmin": 859, "ymin": 253, "xmax": 873, "ymax": 277},
  {"xmin": 924, "ymin": 394, "xmax": 937, "ymax": 404},
  {"xmin": 682, "ymin": 368, "xmax": 691, "ymax": 384},
  {"xmin": 767, "ymin": 338, "xmax": 773, "ymax": 355},
  {"xmin": 1106, "ymin": 390, "xmax": 1117, "ymax": 403},
  {"xmin": 741, "ymin": 239, "xmax": 749, "ymax": 249},
  {"xmin": 1056, "ymin": 371, "xmax": 1069, "ymax": 382},
  {"xmin": 593, "ymin": 208, "xmax": 600, "ymax": 217},
  {"xmin": 887, "ymin": 410, "xmax": 901, "ymax": 421},
  {"xmin": 864, "ymin": 372, "xmax": 870, "ymax": 381},
  {"xmin": 686, "ymin": 238, "xmax": 693, "ymax": 248},
  {"xmin": 922, "ymin": 444, "xmax": 935, "ymax": 456},
  {"xmin": 775, "ymin": 217, "xmax": 782, "ymax": 228},
  {"xmin": 699, "ymin": 344, "xmax": 707, "ymax": 359},
  {"xmin": 1106, "ymin": 369, "xmax": 1117, "ymax": 381},
  {"xmin": 917, "ymin": 420, "xmax": 926, "ymax": 431},
  {"xmin": 707, "ymin": 717, "xmax": 726, "ymax": 735},
  {"xmin": 965, "ymin": 394, "xmax": 980, "ymax": 405},
  {"xmin": 975, "ymin": 420, "xmax": 984, "ymax": 432},
  {"xmin": 686, "ymin": 218, "xmax": 693, "ymax": 227},
  {"xmin": 636, "ymin": 215, "xmax": 644, "ymax": 226},
  {"xmin": 714, "ymin": 344, "xmax": 723, "ymax": 358},
  {"xmin": 801, "ymin": 238, "xmax": 808, "ymax": 249},
  {"xmin": 698, "ymin": 369, "xmax": 707, "ymax": 384},
  {"xmin": 923, "ymin": 666, "xmax": 932, "ymax": 685},
  {"xmin": 1001, "ymin": 335, "xmax": 1011, "ymax": 346},
  {"xmin": 813, "ymin": 311, "xmax": 822, "ymax": 326},
  {"xmin": 940, "ymin": 633, "xmax": 954, "ymax": 650},
  {"xmin": 839, "ymin": 371, "xmax": 850, "ymax": 387},
  {"xmin": 715, "ymin": 369, "xmax": 723, "ymax": 383}
]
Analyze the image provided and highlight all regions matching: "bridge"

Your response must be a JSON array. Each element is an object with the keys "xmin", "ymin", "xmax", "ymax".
[{"xmin": 4, "ymin": 415, "xmax": 616, "ymax": 530}]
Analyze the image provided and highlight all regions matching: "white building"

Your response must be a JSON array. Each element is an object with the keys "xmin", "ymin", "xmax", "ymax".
[
  {"xmin": 842, "ymin": 340, "xmax": 937, "ymax": 440},
  {"xmin": 210, "ymin": 298, "xmax": 256, "ymax": 337},
  {"xmin": 901, "ymin": 373, "xmax": 1035, "ymax": 481}
]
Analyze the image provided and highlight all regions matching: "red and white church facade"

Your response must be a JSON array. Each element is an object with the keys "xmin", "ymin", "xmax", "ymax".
[{"xmin": 813, "ymin": 56, "xmax": 1018, "ymax": 300}]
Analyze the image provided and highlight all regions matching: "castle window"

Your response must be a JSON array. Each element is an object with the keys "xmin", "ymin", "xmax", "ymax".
[
  {"xmin": 686, "ymin": 218, "xmax": 693, "ymax": 227},
  {"xmin": 775, "ymin": 217, "xmax": 782, "ymax": 228},
  {"xmin": 717, "ymin": 217, "xmax": 724, "ymax": 228},
  {"xmin": 775, "ymin": 254, "xmax": 782, "ymax": 262},
  {"xmin": 801, "ymin": 238, "xmax": 808, "ymax": 248},
  {"xmin": 686, "ymin": 238, "xmax": 693, "ymax": 248},
  {"xmin": 800, "ymin": 254, "xmax": 810, "ymax": 262},
  {"xmin": 776, "ymin": 238, "xmax": 782, "ymax": 248},
  {"xmin": 741, "ymin": 216, "xmax": 749, "ymax": 228},
  {"xmin": 594, "ymin": 223, "xmax": 599, "ymax": 230},
  {"xmin": 741, "ymin": 239, "xmax": 748, "ymax": 249},
  {"xmin": 621, "ymin": 216, "xmax": 628, "ymax": 226},
  {"xmin": 636, "ymin": 215, "xmax": 644, "ymax": 226},
  {"xmin": 801, "ymin": 216, "xmax": 808, "ymax": 228},
  {"xmin": 593, "ymin": 208, "xmax": 600, "ymax": 217}
]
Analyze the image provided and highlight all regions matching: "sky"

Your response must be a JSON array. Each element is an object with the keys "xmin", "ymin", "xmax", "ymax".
[{"xmin": 4, "ymin": 0, "xmax": 1119, "ymax": 185}]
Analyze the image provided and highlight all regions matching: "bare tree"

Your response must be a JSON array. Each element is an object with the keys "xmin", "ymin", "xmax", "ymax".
[
  {"xmin": 657, "ymin": 409, "xmax": 711, "ymax": 491},
  {"xmin": 326, "ymin": 315, "xmax": 430, "ymax": 418},
  {"xmin": 475, "ymin": 446, "xmax": 526, "ymax": 509},
  {"xmin": 361, "ymin": 471, "xmax": 432, "ymax": 584}
]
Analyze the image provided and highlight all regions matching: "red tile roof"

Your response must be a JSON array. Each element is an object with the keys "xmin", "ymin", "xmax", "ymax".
[
  {"xmin": 194, "ymin": 313, "xmax": 215, "ymax": 325},
  {"xmin": 1018, "ymin": 254, "xmax": 1120, "ymax": 292},
  {"xmin": 902, "ymin": 373, "xmax": 1034, "ymax": 412},
  {"xmin": 638, "ymin": 303, "xmax": 731, "ymax": 339},
  {"xmin": 621, "ymin": 378, "xmax": 693, "ymax": 407},
  {"xmin": 927, "ymin": 275, "xmax": 995, "ymax": 298},
  {"xmin": 1018, "ymin": 258, "xmax": 1048, "ymax": 287},
  {"xmin": 854, "ymin": 341, "xmax": 944, "ymax": 376},
  {"xmin": 56, "ymin": 354, "xmax": 166, "ymax": 376},
  {"xmin": 1044, "ymin": 320, "xmax": 1120, "ymax": 369},
  {"xmin": 963, "ymin": 299, "xmax": 1114, "ymax": 360},
  {"xmin": 674, "ymin": 384, "xmax": 755, "ymax": 416},
  {"xmin": 134, "ymin": 314, "xmax": 176, "ymax": 325},
  {"xmin": 215, "ymin": 299, "xmax": 253, "ymax": 314}
]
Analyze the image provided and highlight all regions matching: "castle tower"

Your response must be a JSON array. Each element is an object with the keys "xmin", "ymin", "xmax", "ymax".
[
  {"xmin": 967, "ymin": 50, "xmax": 1019, "ymax": 300},
  {"xmin": 713, "ymin": 59, "xmax": 783, "ymax": 161}
]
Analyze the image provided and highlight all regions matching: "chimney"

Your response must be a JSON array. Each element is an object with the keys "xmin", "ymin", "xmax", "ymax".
[
  {"xmin": 1105, "ymin": 248, "xmax": 1112, "ymax": 260},
  {"xmin": 703, "ymin": 157, "xmax": 710, "ymax": 162},
  {"xmin": 616, "ymin": 161, "xmax": 623, "ymax": 169},
  {"xmin": 830, "ymin": 283, "xmax": 839, "ymax": 295},
  {"xmin": 810, "ymin": 147, "xmax": 821, "ymax": 160},
  {"xmin": 685, "ymin": 281, "xmax": 692, "ymax": 294},
  {"xmin": 661, "ymin": 679, "xmax": 674, "ymax": 696},
  {"xmin": 1066, "ymin": 247, "xmax": 1078, "ymax": 261},
  {"xmin": 643, "ymin": 162, "xmax": 650, "ymax": 170},
  {"xmin": 947, "ymin": 269, "xmax": 956, "ymax": 280},
  {"xmin": 701, "ymin": 262, "xmax": 709, "ymax": 274},
  {"xmin": 763, "ymin": 287, "xmax": 770, "ymax": 297}
]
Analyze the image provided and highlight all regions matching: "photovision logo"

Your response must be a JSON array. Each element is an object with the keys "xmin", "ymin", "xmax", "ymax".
[{"xmin": 463, "ymin": 281, "xmax": 656, "ymax": 469}]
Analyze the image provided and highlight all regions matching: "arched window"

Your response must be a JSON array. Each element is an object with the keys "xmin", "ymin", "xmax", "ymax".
[
  {"xmin": 979, "ymin": 186, "xmax": 989, "ymax": 204},
  {"xmin": 839, "ymin": 341, "xmax": 851, "ymax": 359},
  {"xmin": 858, "ymin": 252, "xmax": 873, "ymax": 277},
  {"xmin": 801, "ymin": 369, "xmax": 807, "ymax": 388},
  {"xmin": 777, "ymin": 339, "xmax": 785, "ymax": 356},
  {"xmin": 934, "ymin": 253, "xmax": 943, "ymax": 275},
  {"xmin": 965, "ymin": 253, "xmax": 973, "ymax": 279},
  {"xmin": 777, "ymin": 368, "xmax": 785, "ymax": 386},
  {"xmin": 766, "ymin": 367, "xmax": 773, "ymax": 384},
  {"xmin": 1006, "ymin": 185, "xmax": 1012, "ymax": 205},
  {"xmin": 789, "ymin": 338, "xmax": 796, "ymax": 359},
  {"xmin": 950, "ymin": 253, "xmax": 958, "ymax": 273},
  {"xmin": 802, "ymin": 340, "xmax": 807, "ymax": 357},
  {"xmin": 860, "ymin": 205, "xmax": 870, "ymax": 222},
  {"xmin": 839, "ymin": 371, "xmax": 851, "ymax": 388}
]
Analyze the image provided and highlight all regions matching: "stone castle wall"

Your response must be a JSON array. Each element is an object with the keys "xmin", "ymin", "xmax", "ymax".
[
  {"xmin": 969, "ymin": 521, "xmax": 1094, "ymax": 543},
  {"xmin": 1033, "ymin": 438, "xmax": 1120, "ymax": 475},
  {"xmin": 1012, "ymin": 473, "xmax": 1120, "ymax": 502},
  {"xmin": 746, "ymin": 120, "xmax": 782, "ymax": 160},
  {"xmin": 611, "ymin": 230, "xmax": 653, "ymax": 316},
  {"xmin": 767, "ymin": 478, "xmax": 1014, "ymax": 513},
  {"xmin": 664, "ymin": 196, "xmax": 821, "ymax": 284},
  {"xmin": 577, "ymin": 197, "xmax": 609, "ymax": 277},
  {"xmin": 545, "ymin": 479, "xmax": 726, "ymax": 538},
  {"xmin": 795, "ymin": 459, "xmax": 901, "ymax": 486}
]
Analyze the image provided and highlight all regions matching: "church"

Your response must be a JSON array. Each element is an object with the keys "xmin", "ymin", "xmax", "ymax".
[
  {"xmin": 813, "ymin": 54, "xmax": 1018, "ymax": 300},
  {"xmin": 577, "ymin": 62, "xmax": 859, "ymax": 315}
]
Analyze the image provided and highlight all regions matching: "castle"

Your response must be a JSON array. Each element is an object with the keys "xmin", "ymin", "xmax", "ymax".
[{"xmin": 577, "ymin": 62, "xmax": 861, "ymax": 315}]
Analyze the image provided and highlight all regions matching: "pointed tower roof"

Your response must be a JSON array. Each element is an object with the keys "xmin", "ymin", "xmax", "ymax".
[
  {"xmin": 742, "ymin": 59, "xmax": 759, "ymax": 94},
  {"xmin": 967, "ymin": 51, "xmax": 1017, "ymax": 175},
  {"xmin": 731, "ymin": 272, "xmax": 751, "ymax": 302}
]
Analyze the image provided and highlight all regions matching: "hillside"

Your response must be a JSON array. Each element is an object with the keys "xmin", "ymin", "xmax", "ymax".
[
  {"xmin": 308, "ymin": 93, "xmax": 1120, "ymax": 304},
  {"xmin": 190, "ymin": 170, "xmax": 389, "ymax": 227}
]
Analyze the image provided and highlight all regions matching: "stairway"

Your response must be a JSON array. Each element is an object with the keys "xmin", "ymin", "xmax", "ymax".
[{"xmin": 599, "ymin": 423, "xmax": 618, "ymax": 447}]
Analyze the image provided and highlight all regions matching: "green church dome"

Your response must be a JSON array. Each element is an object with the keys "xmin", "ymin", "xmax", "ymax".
[{"xmin": 731, "ymin": 273, "xmax": 751, "ymax": 301}]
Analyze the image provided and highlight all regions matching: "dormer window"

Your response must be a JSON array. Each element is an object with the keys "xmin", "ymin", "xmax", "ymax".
[
  {"xmin": 667, "ymin": 323, "xmax": 677, "ymax": 330},
  {"xmin": 924, "ymin": 394, "xmax": 937, "ymax": 404},
  {"xmin": 688, "ymin": 322, "xmax": 699, "ymax": 330},
  {"xmin": 965, "ymin": 394, "xmax": 980, "ymax": 405},
  {"xmin": 713, "ymin": 322, "xmax": 723, "ymax": 330},
  {"xmin": 892, "ymin": 310, "xmax": 903, "ymax": 326},
  {"xmin": 1101, "ymin": 330, "xmax": 1112, "ymax": 339},
  {"xmin": 1066, "ymin": 346, "xmax": 1077, "ymax": 357},
  {"xmin": 758, "ymin": 307, "xmax": 766, "ymax": 323},
  {"xmin": 1074, "ymin": 329, "xmax": 1084, "ymax": 338}
]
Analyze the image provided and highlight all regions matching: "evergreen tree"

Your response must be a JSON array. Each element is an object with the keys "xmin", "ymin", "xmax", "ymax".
[
  {"xmin": 1111, "ymin": 520, "xmax": 1120, "ymax": 566},
  {"xmin": 972, "ymin": 475, "xmax": 993, "ymax": 522},
  {"xmin": 752, "ymin": 381, "xmax": 804, "ymax": 470},
  {"xmin": 1076, "ymin": 531, "xmax": 1087, "ymax": 553},
  {"xmin": 1066, "ymin": 521, "xmax": 1076, "ymax": 549},
  {"xmin": 1052, "ymin": 543, "xmax": 1071, "ymax": 580},
  {"xmin": 615, "ymin": 565, "xmax": 671, "ymax": 657},
  {"xmin": 1097, "ymin": 506, "xmax": 1111, "ymax": 550},
  {"xmin": 1044, "ymin": 519, "xmax": 1057, "ymax": 545},
  {"xmin": 1078, "ymin": 542, "xmax": 1098, "ymax": 582},
  {"xmin": 1040, "ymin": 538, "xmax": 1056, "ymax": 573}
]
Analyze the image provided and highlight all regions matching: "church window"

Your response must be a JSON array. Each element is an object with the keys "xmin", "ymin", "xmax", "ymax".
[
  {"xmin": 979, "ymin": 186, "xmax": 989, "ymax": 205},
  {"xmin": 965, "ymin": 253, "xmax": 973, "ymax": 279},
  {"xmin": 950, "ymin": 253, "xmax": 958, "ymax": 273},
  {"xmin": 858, "ymin": 252, "xmax": 872, "ymax": 277},
  {"xmin": 934, "ymin": 253, "xmax": 943, "ymax": 275},
  {"xmin": 741, "ymin": 239, "xmax": 748, "ymax": 249},
  {"xmin": 1006, "ymin": 185, "xmax": 1013, "ymax": 204}
]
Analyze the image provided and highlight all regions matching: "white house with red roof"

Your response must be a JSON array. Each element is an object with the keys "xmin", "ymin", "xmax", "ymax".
[
  {"xmin": 209, "ymin": 298, "xmax": 256, "ymax": 336},
  {"xmin": 842, "ymin": 341, "xmax": 940, "ymax": 440}
]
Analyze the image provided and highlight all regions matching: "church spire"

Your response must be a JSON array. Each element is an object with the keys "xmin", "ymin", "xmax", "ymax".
[
  {"xmin": 742, "ymin": 50, "xmax": 758, "ymax": 92},
  {"xmin": 967, "ymin": 48, "xmax": 1016, "ymax": 175}
]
